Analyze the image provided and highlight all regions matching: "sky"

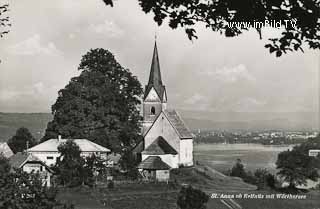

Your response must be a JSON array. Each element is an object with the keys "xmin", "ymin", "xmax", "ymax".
[{"xmin": 0, "ymin": 0, "xmax": 319, "ymax": 118}]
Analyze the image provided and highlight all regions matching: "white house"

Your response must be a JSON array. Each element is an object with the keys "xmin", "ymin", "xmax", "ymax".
[
  {"xmin": 9, "ymin": 152, "xmax": 53, "ymax": 187},
  {"xmin": 27, "ymin": 137, "xmax": 111, "ymax": 166},
  {"xmin": 135, "ymin": 41, "xmax": 193, "ymax": 176}
]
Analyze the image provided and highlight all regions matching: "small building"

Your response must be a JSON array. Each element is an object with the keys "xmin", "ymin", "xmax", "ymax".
[
  {"xmin": 0, "ymin": 142, "xmax": 14, "ymax": 158},
  {"xmin": 9, "ymin": 152, "xmax": 53, "ymax": 187},
  {"xmin": 27, "ymin": 136, "xmax": 111, "ymax": 166},
  {"xmin": 137, "ymin": 156, "xmax": 170, "ymax": 182},
  {"xmin": 309, "ymin": 149, "xmax": 320, "ymax": 157}
]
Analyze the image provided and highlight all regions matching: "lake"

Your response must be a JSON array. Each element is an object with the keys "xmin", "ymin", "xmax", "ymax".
[{"xmin": 194, "ymin": 143, "xmax": 294, "ymax": 174}]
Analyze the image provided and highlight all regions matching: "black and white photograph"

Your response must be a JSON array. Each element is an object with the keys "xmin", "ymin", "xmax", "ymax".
[{"xmin": 0, "ymin": 0, "xmax": 319, "ymax": 209}]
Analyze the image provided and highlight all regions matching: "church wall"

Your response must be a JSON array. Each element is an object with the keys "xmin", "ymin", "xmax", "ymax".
[
  {"xmin": 179, "ymin": 139, "xmax": 193, "ymax": 166},
  {"xmin": 144, "ymin": 112, "xmax": 180, "ymax": 154},
  {"xmin": 142, "ymin": 154, "xmax": 179, "ymax": 168}
]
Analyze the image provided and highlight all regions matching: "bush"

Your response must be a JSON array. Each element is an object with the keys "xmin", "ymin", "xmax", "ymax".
[
  {"xmin": 107, "ymin": 180, "xmax": 114, "ymax": 189},
  {"xmin": 177, "ymin": 186, "xmax": 209, "ymax": 209}
]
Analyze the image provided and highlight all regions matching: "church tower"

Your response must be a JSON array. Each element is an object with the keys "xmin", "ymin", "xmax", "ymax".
[{"xmin": 142, "ymin": 41, "xmax": 167, "ymax": 130}]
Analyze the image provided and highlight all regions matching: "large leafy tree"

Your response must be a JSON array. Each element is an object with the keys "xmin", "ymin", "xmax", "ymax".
[
  {"xmin": 103, "ymin": 0, "xmax": 320, "ymax": 57},
  {"xmin": 7, "ymin": 127, "xmax": 37, "ymax": 154},
  {"xmin": 276, "ymin": 136, "xmax": 320, "ymax": 189},
  {"xmin": 42, "ymin": 48, "xmax": 143, "ymax": 152}
]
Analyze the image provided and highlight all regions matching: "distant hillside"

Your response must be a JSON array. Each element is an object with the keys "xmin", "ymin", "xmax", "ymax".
[
  {"xmin": 179, "ymin": 110, "xmax": 320, "ymax": 131},
  {"xmin": 0, "ymin": 111, "xmax": 318, "ymax": 142},
  {"xmin": 0, "ymin": 113, "xmax": 52, "ymax": 142}
]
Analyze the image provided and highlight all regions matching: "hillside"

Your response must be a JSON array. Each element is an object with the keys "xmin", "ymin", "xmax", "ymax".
[
  {"xmin": 0, "ymin": 113, "xmax": 52, "ymax": 142},
  {"xmin": 0, "ymin": 111, "xmax": 318, "ymax": 142}
]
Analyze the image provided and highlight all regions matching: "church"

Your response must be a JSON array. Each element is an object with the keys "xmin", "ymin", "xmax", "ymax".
[{"xmin": 136, "ymin": 41, "xmax": 193, "ymax": 177}]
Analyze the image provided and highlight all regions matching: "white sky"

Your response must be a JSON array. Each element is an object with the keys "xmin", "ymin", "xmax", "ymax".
[{"xmin": 0, "ymin": 0, "xmax": 319, "ymax": 115}]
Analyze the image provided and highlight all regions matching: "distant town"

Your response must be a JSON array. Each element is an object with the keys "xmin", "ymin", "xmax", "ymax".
[{"xmin": 193, "ymin": 130, "xmax": 319, "ymax": 145}]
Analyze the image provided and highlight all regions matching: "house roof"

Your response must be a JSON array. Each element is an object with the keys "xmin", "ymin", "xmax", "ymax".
[
  {"xmin": 0, "ymin": 143, "xmax": 14, "ymax": 158},
  {"xmin": 142, "ymin": 136, "xmax": 178, "ymax": 155},
  {"xmin": 9, "ymin": 152, "xmax": 44, "ymax": 169},
  {"xmin": 137, "ymin": 156, "xmax": 171, "ymax": 170},
  {"xmin": 144, "ymin": 41, "xmax": 166, "ymax": 102},
  {"xmin": 28, "ymin": 138, "xmax": 110, "ymax": 153}
]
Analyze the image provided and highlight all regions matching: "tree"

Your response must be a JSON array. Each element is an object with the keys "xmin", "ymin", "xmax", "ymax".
[
  {"xmin": 42, "ymin": 48, "xmax": 143, "ymax": 153},
  {"xmin": 0, "ymin": 156, "xmax": 73, "ymax": 209},
  {"xmin": 254, "ymin": 168, "xmax": 275, "ymax": 190},
  {"xmin": 230, "ymin": 158, "xmax": 246, "ymax": 178},
  {"xmin": 55, "ymin": 140, "xmax": 87, "ymax": 187},
  {"xmin": 177, "ymin": 186, "xmax": 209, "ymax": 209},
  {"xmin": 102, "ymin": 0, "xmax": 320, "ymax": 57},
  {"xmin": 0, "ymin": 4, "xmax": 10, "ymax": 63},
  {"xmin": 276, "ymin": 148, "xmax": 319, "ymax": 189},
  {"xmin": 0, "ymin": 154, "xmax": 10, "ymax": 175},
  {"xmin": 7, "ymin": 127, "xmax": 37, "ymax": 154}
]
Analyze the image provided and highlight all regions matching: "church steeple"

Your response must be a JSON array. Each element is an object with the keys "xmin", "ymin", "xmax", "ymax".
[
  {"xmin": 148, "ymin": 41, "xmax": 162, "ymax": 87},
  {"xmin": 144, "ymin": 41, "xmax": 166, "ymax": 102},
  {"xmin": 142, "ymin": 40, "xmax": 167, "ymax": 126}
]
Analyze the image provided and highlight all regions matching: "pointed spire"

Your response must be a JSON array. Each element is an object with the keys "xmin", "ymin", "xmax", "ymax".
[
  {"xmin": 148, "ymin": 41, "xmax": 162, "ymax": 87},
  {"xmin": 144, "ymin": 39, "xmax": 166, "ymax": 102}
]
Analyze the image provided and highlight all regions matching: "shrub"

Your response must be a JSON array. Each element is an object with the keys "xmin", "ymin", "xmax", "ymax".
[
  {"xmin": 177, "ymin": 186, "xmax": 209, "ymax": 209},
  {"xmin": 107, "ymin": 180, "xmax": 114, "ymax": 189}
]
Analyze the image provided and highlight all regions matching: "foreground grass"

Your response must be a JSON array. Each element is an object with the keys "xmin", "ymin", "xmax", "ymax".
[{"xmin": 57, "ymin": 167, "xmax": 320, "ymax": 209}]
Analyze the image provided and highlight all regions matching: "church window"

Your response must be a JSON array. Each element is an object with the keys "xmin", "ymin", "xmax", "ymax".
[{"xmin": 151, "ymin": 106, "xmax": 156, "ymax": 115}]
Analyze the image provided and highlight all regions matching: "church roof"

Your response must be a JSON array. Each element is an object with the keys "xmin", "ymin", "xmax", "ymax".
[
  {"xmin": 28, "ymin": 138, "xmax": 110, "ymax": 153},
  {"xmin": 163, "ymin": 109, "xmax": 193, "ymax": 139},
  {"xmin": 144, "ymin": 41, "xmax": 166, "ymax": 102},
  {"xmin": 142, "ymin": 136, "xmax": 178, "ymax": 155},
  {"xmin": 0, "ymin": 143, "xmax": 14, "ymax": 158},
  {"xmin": 137, "ymin": 156, "xmax": 171, "ymax": 170}
]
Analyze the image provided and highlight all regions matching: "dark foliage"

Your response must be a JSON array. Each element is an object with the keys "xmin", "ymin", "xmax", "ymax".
[
  {"xmin": 42, "ymin": 48, "xmax": 143, "ymax": 153},
  {"xmin": 7, "ymin": 127, "xmax": 37, "ymax": 154},
  {"xmin": 276, "ymin": 135, "xmax": 320, "ymax": 189},
  {"xmin": 0, "ymin": 4, "xmax": 10, "ymax": 39},
  {"xmin": 276, "ymin": 149, "xmax": 319, "ymax": 189},
  {"xmin": 254, "ymin": 168, "xmax": 276, "ymax": 189},
  {"xmin": 102, "ymin": 0, "xmax": 320, "ymax": 56},
  {"xmin": 55, "ymin": 140, "xmax": 106, "ymax": 187},
  {"xmin": 177, "ymin": 186, "xmax": 209, "ymax": 209},
  {"xmin": 230, "ymin": 158, "xmax": 246, "ymax": 178},
  {"xmin": 0, "ymin": 157, "xmax": 73, "ymax": 209},
  {"xmin": 55, "ymin": 140, "xmax": 89, "ymax": 187}
]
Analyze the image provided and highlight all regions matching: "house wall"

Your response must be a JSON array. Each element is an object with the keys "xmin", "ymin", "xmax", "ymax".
[
  {"xmin": 22, "ymin": 162, "xmax": 52, "ymax": 187},
  {"xmin": 156, "ymin": 170, "xmax": 170, "ymax": 182},
  {"xmin": 179, "ymin": 139, "xmax": 193, "ymax": 166},
  {"xmin": 141, "ymin": 154, "xmax": 178, "ymax": 168},
  {"xmin": 29, "ymin": 151, "xmax": 108, "ymax": 166},
  {"xmin": 28, "ymin": 152, "xmax": 61, "ymax": 166},
  {"xmin": 144, "ymin": 112, "xmax": 180, "ymax": 154}
]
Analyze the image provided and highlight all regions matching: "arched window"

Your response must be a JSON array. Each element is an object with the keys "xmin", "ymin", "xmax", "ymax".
[{"xmin": 150, "ymin": 106, "xmax": 156, "ymax": 115}]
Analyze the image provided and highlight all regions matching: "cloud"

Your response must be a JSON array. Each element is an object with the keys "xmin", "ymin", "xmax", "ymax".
[
  {"xmin": 233, "ymin": 97, "xmax": 267, "ymax": 112},
  {"xmin": 201, "ymin": 64, "xmax": 256, "ymax": 83},
  {"xmin": 89, "ymin": 20, "xmax": 124, "ymax": 38},
  {"xmin": 7, "ymin": 34, "xmax": 62, "ymax": 56},
  {"xmin": 183, "ymin": 93, "xmax": 211, "ymax": 110}
]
